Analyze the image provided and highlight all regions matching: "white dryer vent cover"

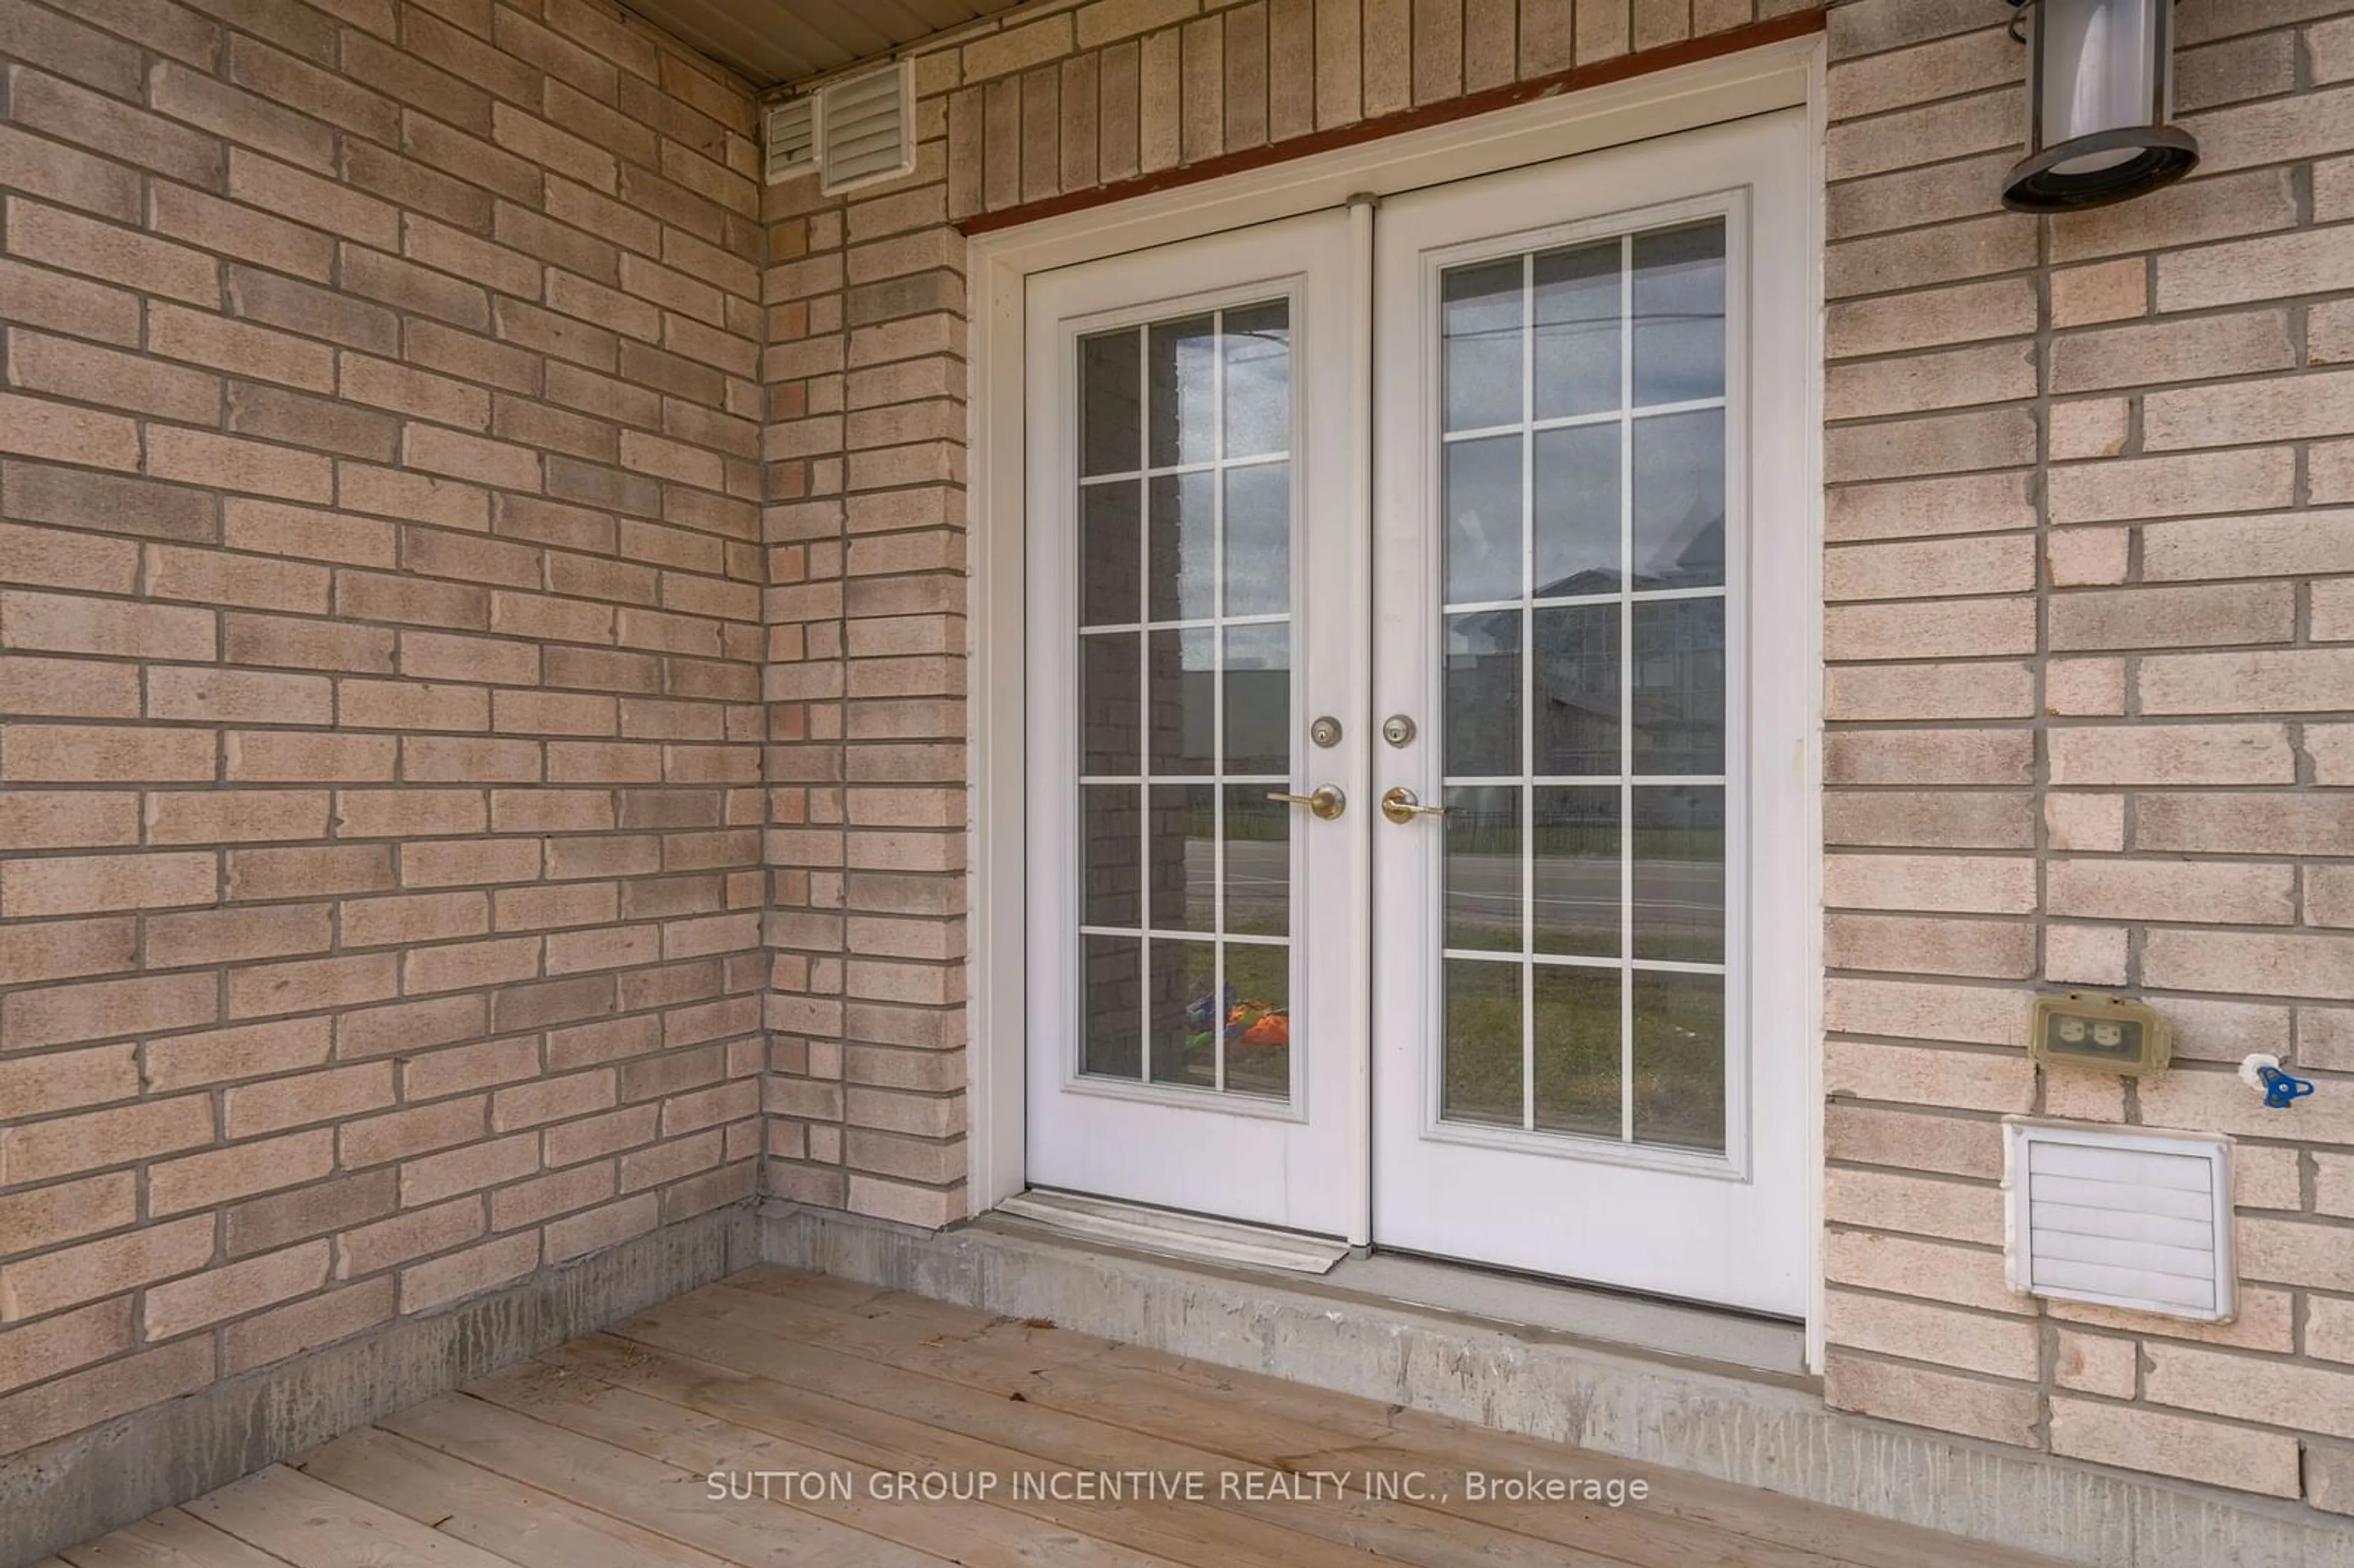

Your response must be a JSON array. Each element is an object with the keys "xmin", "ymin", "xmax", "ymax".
[
  {"xmin": 764, "ymin": 61, "xmax": 915, "ymax": 194},
  {"xmin": 818, "ymin": 61, "xmax": 916, "ymax": 194},
  {"xmin": 763, "ymin": 97, "xmax": 815, "ymax": 184},
  {"xmin": 2004, "ymin": 1119, "xmax": 2236, "ymax": 1323}
]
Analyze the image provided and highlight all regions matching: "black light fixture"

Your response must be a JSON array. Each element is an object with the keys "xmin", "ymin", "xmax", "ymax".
[{"xmin": 2002, "ymin": 0, "xmax": 2200, "ymax": 213}]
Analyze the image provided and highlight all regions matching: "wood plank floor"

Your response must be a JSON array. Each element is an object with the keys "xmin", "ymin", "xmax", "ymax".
[{"xmin": 52, "ymin": 1266, "xmax": 2073, "ymax": 1568}]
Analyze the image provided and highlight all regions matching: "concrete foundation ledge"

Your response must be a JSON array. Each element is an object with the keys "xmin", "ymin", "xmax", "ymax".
[
  {"xmin": 763, "ymin": 1201, "xmax": 2354, "ymax": 1568},
  {"xmin": 1, "ymin": 1201, "xmax": 758, "ymax": 1568}
]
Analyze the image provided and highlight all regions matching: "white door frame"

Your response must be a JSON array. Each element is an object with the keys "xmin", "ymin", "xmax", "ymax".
[{"xmin": 964, "ymin": 34, "xmax": 1829, "ymax": 1360}]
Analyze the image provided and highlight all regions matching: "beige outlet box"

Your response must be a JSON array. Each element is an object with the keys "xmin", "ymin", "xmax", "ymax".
[{"xmin": 2030, "ymin": 992, "xmax": 2172, "ymax": 1078}]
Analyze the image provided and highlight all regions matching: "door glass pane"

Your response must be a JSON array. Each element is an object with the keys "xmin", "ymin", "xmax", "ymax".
[
  {"xmin": 1147, "ymin": 628, "xmax": 1215, "ymax": 775},
  {"xmin": 1224, "ymin": 302, "xmax": 1291, "ymax": 459},
  {"xmin": 1148, "ymin": 783, "xmax": 1216, "ymax": 934},
  {"xmin": 1533, "ymin": 240, "xmax": 1620, "ymax": 421},
  {"xmin": 1223, "ymin": 940, "xmax": 1290, "ymax": 1100},
  {"xmin": 1444, "ymin": 435, "xmax": 1522, "ymax": 604},
  {"xmin": 1631, "ymin": 597, "xmax": 1724, "ymax": 776},
  {"xmin": 1633, "ymin": 971, "xmax": 1723, "ymax": 1152},
  {"xmin": 1443, "ymin": 786, "xmax": 1518, "ymax": 952},
  {"xmin": 1633, "ymin": 786, "xmax": 1724, "ymax": 965},
  {"xmin": 1223, "ymin": 623, "xmax": 1290, "ymax": 776},
  {"xmin": 1223, "ymin": 785, "xmax": 1288, "ymax": 940},
  {"xmin": 1075, "ymin": 302, "xmax": 1297, "ymax": 1100},
  {"xmin": 1081, "ymin": 330, "xmax": 1141, "ymax": 475},
  {"xmin": 1444, "ymin": 612, "xmax": 1519, "ymax": 777},
  {"xmin": 1081, "ymin": 633, "xmax": 1140, "ymax": 775},
  {"xmin": 1434, "ymin": 218, "xmax": 1731, "ymax": 1152},
  {"xmin": 1148, "ymin": 938, "xmax": 1219, "ymax": 1087},
  {"xmin": 1147, "ymin": 471, "xmax": 1216, "ymax": 620},
  {"xmin": 1083, "ymin": 785, "xmax": 1141, "ymax": 928},
  {"xmin": 1533, "ymin": 966, "xmax": 1620, "ymax": 1136},
  {"xmin": 1632, "ymin": 222, "xmax": 1726, "ymax": 408},
  {"xmin": 1533, "ymin": 786, "xmax": 1617, "ymax": 957},
  {"xmin": 1442, "ymin": 959, "xmax": 1522, "ymax": 1126},
  {"xmin": 1534, "ymin": 422, "xmax": 1620, "ymax": 596},
  {"xmin": 1533, "ymin": 603, "xmax": 1618, "ymax": 776},
  {"xmin": 1632, "ymin": 408, "xmax": 1725, "ymax": 589},
  {"xmin": 1081, "ymin": 483, "xmax": 1141, "ymax": 628},
  {"xmin": 1442, "ymin": 259, "xmax": 1523, "ymax": 433},
  {"xmin": 1083, "ymin": 936, "xmax": 1143, "ymax": 1078},
  {"xmin": 1148, "ymin": 315, "xmax": 1217, "ymax": 467},
  {"xmin": 1224, "ymin": 462, "xmax": 1290, "ymax": 616}
]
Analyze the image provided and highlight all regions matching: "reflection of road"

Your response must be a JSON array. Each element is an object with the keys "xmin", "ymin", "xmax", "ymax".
[
  {"xmin": 1445, "ymin": 853, "xmax": 1720, "ymax": 935},
  {"xmin": 1183, "ymin": 840, "xmax": 1286, "ymax": 927},
  {"xmin": 1193, "ymin": 843, "xmax": 1720, "ymax": 934}
]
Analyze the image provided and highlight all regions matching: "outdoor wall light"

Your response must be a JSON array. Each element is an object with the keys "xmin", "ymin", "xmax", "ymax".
[{"xmin": 2002, "ymin": 0, "xmax": 2199, "ymax": 212}]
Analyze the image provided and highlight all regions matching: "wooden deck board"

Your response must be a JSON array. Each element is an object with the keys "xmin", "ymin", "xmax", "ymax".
[
  {"xmin": 589, "ymin": 1289, "xmax": 1846, "ymax": 1568},
  {"xmin": 56, "ymin": 1267, "xmax": 2074, "ymax": 1568},
  {"xmin": 533, "ymin": 1328, "xmax": 1626, "ymax": 1568},
  {"xmin": 296, "ymin": 1426, "xmax": 753, "ymax": 1568}
]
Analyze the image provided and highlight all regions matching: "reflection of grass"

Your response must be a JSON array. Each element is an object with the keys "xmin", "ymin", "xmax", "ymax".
[
  {"xmin": 1224, "ymin": 807, "xmax": 1287, "ymax": 843},
  {"xmin": 1442, "ymin": 962, "xmax": 1724, "ymax": 1152}
]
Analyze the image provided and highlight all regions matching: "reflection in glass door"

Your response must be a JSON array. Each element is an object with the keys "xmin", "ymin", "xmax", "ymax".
[
  {"xmin": 1075, "ymin": 303, "xmax": 1298, "ymax": 1100},
  {"xmin": 1434, "ymin": 219, "xmax": 1731, "ymax": 1153}
]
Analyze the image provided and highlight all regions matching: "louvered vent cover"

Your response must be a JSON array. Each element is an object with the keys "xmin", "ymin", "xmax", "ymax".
[
  {"xmin": 2005, "ymin": 1119, "xmax": 2236, "ymax": 1323},
  {"xmin": 764, "ymin": 97, "xmax": 815, "ymax": 184},
  {"xmin": 820, "ymin": 61, "xmax": 915, "ymax": 195}
]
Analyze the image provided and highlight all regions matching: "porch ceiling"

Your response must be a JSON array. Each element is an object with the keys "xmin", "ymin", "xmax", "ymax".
[{"xmin": 620, "ymin": 0, "xmax": 1028, "ymax": 86}]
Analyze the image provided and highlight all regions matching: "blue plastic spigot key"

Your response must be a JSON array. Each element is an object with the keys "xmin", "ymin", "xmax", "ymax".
[{"xmin": 2257, "ymin": 1064, "xmax": 2316, "ymax": 1109}]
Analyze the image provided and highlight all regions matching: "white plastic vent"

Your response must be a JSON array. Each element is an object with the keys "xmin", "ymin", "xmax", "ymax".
[
  {"xmin": 2004, "ymin": 1119, "xmax": 2236, "ymax": 1323},
  {"xmin": 764, "ymin": 97, "xmax": 815, "ymax": 184},
  {"xmin": 819, "ymin": 60, "xmax": 915, "ymax": 195}
]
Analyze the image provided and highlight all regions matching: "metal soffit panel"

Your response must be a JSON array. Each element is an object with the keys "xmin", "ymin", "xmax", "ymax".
[{"xmin": 619, "ymin": 0, "xmax": 1031, "ymax": 88}]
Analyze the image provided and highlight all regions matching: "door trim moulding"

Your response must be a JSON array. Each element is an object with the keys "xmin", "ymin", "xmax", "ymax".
[{"xmin": 964, "ymin": 28, "xmax": 1827, "ymax": 1360}]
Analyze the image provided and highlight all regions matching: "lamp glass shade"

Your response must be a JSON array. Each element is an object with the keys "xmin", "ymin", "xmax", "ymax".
[
  {"xmin": 2038, "ymin": 0, "xmax": 2160, "ymax": 173},
  {"xmin": 2005, "ymin": 0, "xmax": 2197, "ymax": 212}
]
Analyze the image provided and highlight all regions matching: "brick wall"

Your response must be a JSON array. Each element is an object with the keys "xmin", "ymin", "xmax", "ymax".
[
  {"xmin": 759, "ymin": 0, "xmax": 2354, "ymax": 1521},
  {"xmin": 0, "ymin": 0, "xmax": 766, "ymax": 1459},
  {"xmin": 1821, "ymin": 0, "xmax": 2354, "ymax": 1512}
]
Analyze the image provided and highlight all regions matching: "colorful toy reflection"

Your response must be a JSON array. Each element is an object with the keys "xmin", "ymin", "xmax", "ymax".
[{"xmin": 1184, "ymin": 984, "xmax": 1291, "ymax": 1063}]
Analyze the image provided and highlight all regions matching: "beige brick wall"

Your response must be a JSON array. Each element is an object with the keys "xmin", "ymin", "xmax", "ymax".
[
  {"xmin": 759, "ymin": 0, "xmax": 2354, "ymax": 1519},
  {"xmin": 0, "ymin": 0, "xmax": 766, "ymax": 1457},
  {"xmin": 1821, "ymin": 0, "xmax": 2354, "ymax": 1512}
]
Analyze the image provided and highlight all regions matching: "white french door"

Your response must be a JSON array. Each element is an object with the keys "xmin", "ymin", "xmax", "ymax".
[
  {"xmin": 1369, "ymin": 115, "xmax": 1813, "ymax": 1315},
  {"xmin": 1024, "ymin": 112, "xmax": 1813, "ymax": 1314},
  {"xmin": 1024, "ymin": 211, "xmax": 1367, "ymax": 1239}
]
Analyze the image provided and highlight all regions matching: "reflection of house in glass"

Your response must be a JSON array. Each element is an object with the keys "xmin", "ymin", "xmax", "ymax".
[
  {"xmin": 1444, "ymin": 481, "xmax": 1726, "ymax": 786},
  {"xmin": 1148, "ymin": 634, "xmax": 1290, "ymax": 777}
]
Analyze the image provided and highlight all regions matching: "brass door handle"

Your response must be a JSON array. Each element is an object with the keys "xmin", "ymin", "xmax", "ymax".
[
  {"xmin": 1267, "ymin": 784, "xmax": 1346, "ymax": 821},
  {"xmin": 1380, "ymin": 786, "xmax": 1447, "ymax": 826}
]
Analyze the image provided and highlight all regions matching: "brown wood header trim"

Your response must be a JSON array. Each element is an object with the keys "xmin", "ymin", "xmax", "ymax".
[{"xmin": 956, "ymin": 8, "xmax": 1828, "ymax": 237}]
